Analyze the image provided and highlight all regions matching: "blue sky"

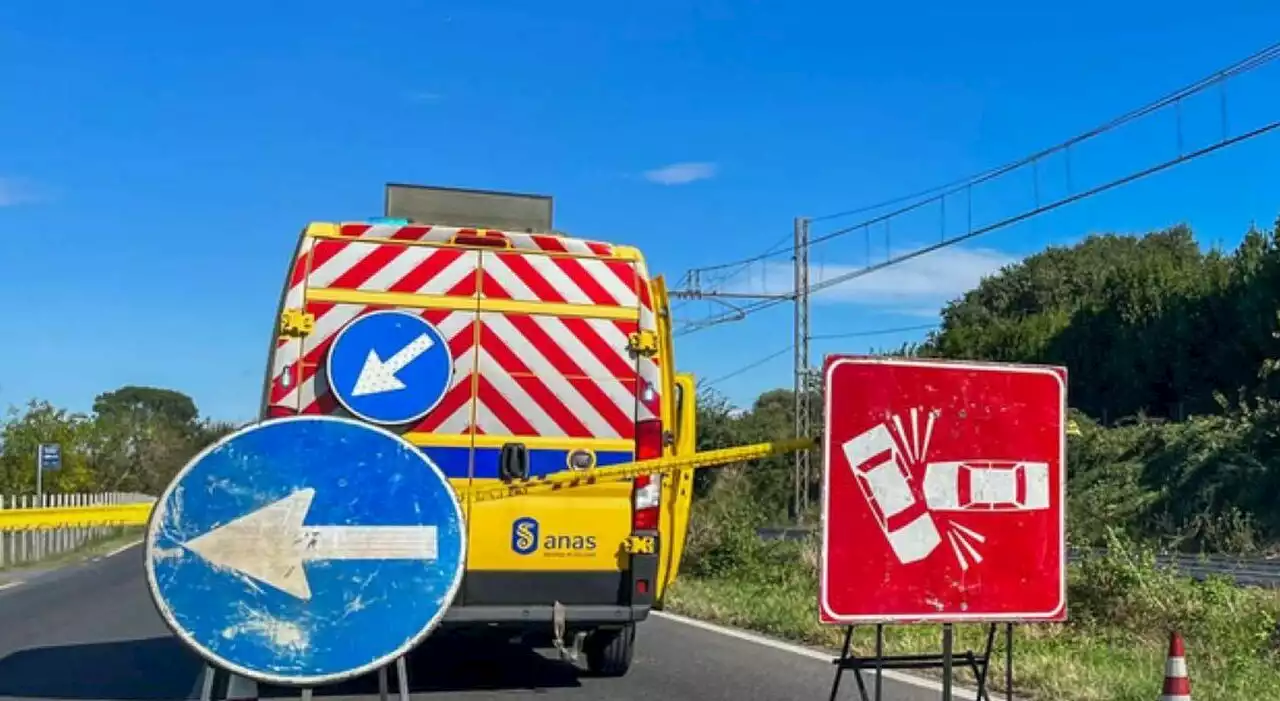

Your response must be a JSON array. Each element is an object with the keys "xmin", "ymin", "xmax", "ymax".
[{"xmin": 1, "ymin": 1, "xmax": 1279, "ymax": 421}]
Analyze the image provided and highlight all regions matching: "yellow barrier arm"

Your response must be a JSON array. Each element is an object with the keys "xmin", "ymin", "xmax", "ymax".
[
  {"xmin": 0, "ymin": 438, "xmax": 816, "ymax": 531},
  {"xmin": 0, "ymin": 502, "xmax": 154, "ymax": 531},
  {"xmin": 464, "ymin": 438, "xmax": 817, "ymax": 503}
]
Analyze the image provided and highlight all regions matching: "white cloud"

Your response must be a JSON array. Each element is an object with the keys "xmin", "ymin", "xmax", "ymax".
[
  {"xmin": 643, "ymin": 162, "xmax": 717, "ymax": 185},
  {"xmin": 729, "ymin": 246, "xmax": 1017, "ymax": 310},
  {"xmin": 0, "ymin": 177, "xmax": 42, "ymax": 207}
]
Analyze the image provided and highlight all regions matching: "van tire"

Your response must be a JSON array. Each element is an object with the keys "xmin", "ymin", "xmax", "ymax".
[{"xmin": 584, "ymin": 623, "xmax": 635, "ymax": 677}]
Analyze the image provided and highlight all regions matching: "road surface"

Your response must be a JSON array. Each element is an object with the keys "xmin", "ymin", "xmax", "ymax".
[{"xmin": 0, "ymin": 545, "xmax": 956, "ymax": 700}]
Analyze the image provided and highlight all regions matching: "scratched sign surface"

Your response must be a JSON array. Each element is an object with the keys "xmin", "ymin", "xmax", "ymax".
[
  {"xmin": 820, "ymin": 356, "xmax": 1067, "ymax": 624},
  {"xmin": 145, "ymin": 415, "xmax": 465, "ymax": 686}
]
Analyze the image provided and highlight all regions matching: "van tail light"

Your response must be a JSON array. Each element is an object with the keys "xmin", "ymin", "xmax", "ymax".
[
  {"xmin": 633, "ymin": 418, "xmax": 664, "ymax": 531},
  {"xmin": 636, "ymin": 418, "xmax": 663, "ymax": 461},
  {"xmin": 450, "ymin": 230, "xmax": 510, "ymax": 248},
  {"xmin": 633, "ymin": 474, "xmax": 661, "ymax": 530}
]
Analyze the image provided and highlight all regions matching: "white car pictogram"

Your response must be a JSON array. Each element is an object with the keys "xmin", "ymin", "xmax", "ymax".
[
  {"xmin": 922, "ymin": 460, "xmax": 1051, "ymax": 512},
  {"xmin": 842, "ymin": 424, "xmax": 941, "ymax": 564}
]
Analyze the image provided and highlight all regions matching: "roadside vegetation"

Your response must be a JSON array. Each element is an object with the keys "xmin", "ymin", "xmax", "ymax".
[
  {"xmin": 669, "ymin": 470, "xmax": 1280, "ymax": 700},
  {"xmin": 0, "ymin": 386, "xmax": 235, "ymax": 496},
  {"xmin": 673, "ymin": 217, "xmax": 1280, "ymax": 699},
  {"xmin": 0, "ymin": 386, "xmax": 233, "ymax": 567}
]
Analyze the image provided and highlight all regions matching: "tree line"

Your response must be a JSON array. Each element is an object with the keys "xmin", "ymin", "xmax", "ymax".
[
  {"xmin": 914, "ymin": 218, "xmax": 1280, "ymax": 423},
  {"xmin": 0, "ymin": 386, "xmax": 236, "ymax": 497},
  {"xmin": 695, "ymin": 214, "xmax": 1280, "ymax": 552}
]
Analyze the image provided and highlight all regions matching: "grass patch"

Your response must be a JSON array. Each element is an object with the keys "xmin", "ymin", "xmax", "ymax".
[
  {"xmin": 669, "ymin": 474, "xmax": 1280, "ymax": 700},
  {"xmin": 0, "ymin": 526, "xmax": 143, "ymax": 574}
]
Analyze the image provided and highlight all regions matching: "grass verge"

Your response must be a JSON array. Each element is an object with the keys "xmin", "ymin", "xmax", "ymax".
[{"xmin": 671, "ymin": 482, "xmax": 1280, "ymax": 700}]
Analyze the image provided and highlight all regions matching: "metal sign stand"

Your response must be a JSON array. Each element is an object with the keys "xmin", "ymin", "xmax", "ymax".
[
  {"xmin": 827, "ymin": 623, "xmax": 1014, "ymax": 701},
  {"xmin": 198, "ymin": 656, "xmax": 411, "ymax": 701}
]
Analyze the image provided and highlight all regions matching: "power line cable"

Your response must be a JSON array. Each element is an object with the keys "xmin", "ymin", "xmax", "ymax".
[
  {"xmin": 677, "ymin": 118, "xmax": 1280, "ymax": 335},
  {"xmin": 703, "ymin": 345, "xmax": 793, "ymax": 387},
  {"xmin": 811, "ymin": 323, "xmax": 937, "ymax": 340},
  {"xmin": 686, "ymin": 40, "xmax": 1280, "ymax": 276},
  {"xmin": 700, "ymin": 323, "xmax": 939, "ymax": 387}
]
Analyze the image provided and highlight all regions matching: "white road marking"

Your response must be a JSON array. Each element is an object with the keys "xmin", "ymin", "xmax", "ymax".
[
  {"xmin": 652, "ymin": 610, "xmax": 1011, "ymax": 699},
  {"xmin": 0, "ymin": 581, "xmax": 22, "ymax": 592},
  {"xmin": 104, "ymin": 540, "xmax": 143, "ymax": 558}
]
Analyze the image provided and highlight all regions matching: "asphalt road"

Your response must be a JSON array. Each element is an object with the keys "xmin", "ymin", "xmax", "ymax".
[{"xmin": 0, "ymin": 545, "xmax": 958, "ymax": 701}]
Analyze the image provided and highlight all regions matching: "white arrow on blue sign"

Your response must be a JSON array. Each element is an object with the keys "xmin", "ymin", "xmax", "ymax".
[
  {"xmin": 326, "ymin": 310, "xmax": 454, "ymax": 426},
  {"xmin": 145, "ymin": 415, "xmax": 466, "ymax": 686}
]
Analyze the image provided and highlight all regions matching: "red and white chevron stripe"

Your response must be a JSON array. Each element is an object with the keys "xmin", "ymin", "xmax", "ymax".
[
  {"xmin": 334, "ymin": 223, "xmax": 617, "ymax": 257},
  {"xmin": 266, "ymin": 242, "xmax": 481, "ymax": 417},
  {"xmin": 264, "ymin": 224, "xmax": 661, "ymax": 439}
]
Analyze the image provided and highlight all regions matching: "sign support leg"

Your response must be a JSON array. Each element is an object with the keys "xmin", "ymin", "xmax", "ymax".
[
  {"xmin": 395, "ymin": 655, "xmax": 410, "ymax": 701},
  {"xmin": 375, "ymin": 656, "xmax": 411, "ymax": 701},
  {"xmin": 973, "ymin": 623, "xmax": 997, "ymax": 700},
  {"xmin": 941, "ymin": 624, "xmax": 953, "ymax": 701},
  {"xmin": 199, "ymin": 665, "xmax": 217, "ymax": 701},
  {"xmin": 873, "ymin": 624, "xmax": 884, "ymax": 701},
  {"xmin": 828, "ymin": 626, "xmax": 872, "ymax": 701},
  {"xmin": 1005, "ymin": 624, "xmax": 1014, "ymax": 701}
]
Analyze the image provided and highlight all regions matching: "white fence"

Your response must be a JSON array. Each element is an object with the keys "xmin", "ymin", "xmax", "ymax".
[{"xmin": 0, "ymin": 492, "xmax": 151, "ymax": 571}]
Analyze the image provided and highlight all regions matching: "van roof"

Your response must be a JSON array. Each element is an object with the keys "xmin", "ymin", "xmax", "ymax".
[{"xmin": 303, "ymin": 222, "xmax": 644, "ymax": 263}]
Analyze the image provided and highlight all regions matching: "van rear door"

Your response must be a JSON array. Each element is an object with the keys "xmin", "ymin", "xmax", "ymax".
[
  {"xmin": 264, "ymin": 222, "xmax": 484, "ymax": 530},
  {"xmin": 464, "ymin": 234, "xmax": 659, "ymax": 608},
  {"xmin": 648, "ymin": 275, "xmax": 695, "ymax": 603}
]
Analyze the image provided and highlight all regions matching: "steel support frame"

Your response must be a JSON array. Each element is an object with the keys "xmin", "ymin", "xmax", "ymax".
[{"xmin": 827, "ymin": 623, "xmax": 1014, "ymax": 701}]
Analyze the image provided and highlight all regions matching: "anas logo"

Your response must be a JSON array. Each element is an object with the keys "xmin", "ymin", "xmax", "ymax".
[
  {"xmin": 512, "ymin": 517, "xmax": 539, "ymax": 555},
  {"xmin": 510, "ymin": 517, "xmax": 598, "ymax": 557}
]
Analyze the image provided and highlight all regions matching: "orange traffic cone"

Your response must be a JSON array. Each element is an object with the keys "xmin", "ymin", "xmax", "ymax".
[{"xmin": 1161, "ymin": 631, "xmax": 1191, "ymax": 701}]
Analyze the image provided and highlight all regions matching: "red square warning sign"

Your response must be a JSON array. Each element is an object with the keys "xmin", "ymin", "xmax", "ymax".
[{"xmin": 820, "ymin": 356, "xmax": 1067, "ymax": 624}]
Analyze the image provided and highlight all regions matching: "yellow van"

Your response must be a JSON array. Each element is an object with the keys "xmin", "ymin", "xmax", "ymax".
[{"xmin": 259, "ymin": 186, "xmax": 697, "ymax": 676}]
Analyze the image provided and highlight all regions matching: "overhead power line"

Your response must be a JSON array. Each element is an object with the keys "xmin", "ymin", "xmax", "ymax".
[
  {"xmin": 811, "ymin": 323, "xmax": 937, "ymax": 340},
  {"xmin": 678, "ymin": 119, "xmax": 1280, "ymax": 334},
  {"xmin": 703, "ymin": 345, "xmax": 793, "ymax": 387},
  {"xmin": 701, "ymin": 323, "xmax": 938, "ymax": 387},
  {"xmin": 682, "ymin": 39, "xmax": 1280, "ymax": 278}
]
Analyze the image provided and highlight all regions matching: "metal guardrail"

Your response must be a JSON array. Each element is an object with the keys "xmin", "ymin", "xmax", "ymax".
[{"xmin": 756, "ymin": 527, "xmax": 1280, "ymax": 588}]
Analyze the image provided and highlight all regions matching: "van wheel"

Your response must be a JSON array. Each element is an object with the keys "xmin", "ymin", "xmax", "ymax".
[{"xmin": 584, "ymin": 623, "xmax": 635, "ymax": 677}]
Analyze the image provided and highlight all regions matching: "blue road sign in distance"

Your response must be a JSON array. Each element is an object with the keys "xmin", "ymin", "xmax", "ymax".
[
  {"xmin": 145, "ymin": 416, "xmax": 466, "ymax": 686},
  {"xmin": 39, "ymin": 444, "xmax": 61, "ymax": 471},
  {"xmin": 327, "ymin": 309, "xmax": 453, "ymax": 426}
]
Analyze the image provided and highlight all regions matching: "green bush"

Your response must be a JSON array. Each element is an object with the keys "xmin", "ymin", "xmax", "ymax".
[
  {"xmin": 671, "ymin": 510, "xmax": 1280, "ymax": 700},
  {"xmin": 1067, "ymin": 407, "xmax": 1280, "ymax": 554},
  {"xmin": 1070, "ymin": 530, "xmax": 1280, "ymax": 665}
]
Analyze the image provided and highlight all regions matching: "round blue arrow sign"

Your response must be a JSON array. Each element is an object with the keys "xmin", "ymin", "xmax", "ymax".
[
  {"xmin": 145, "ymin": 416, "xmax": 466, "ymax": 686},
  {"xmin": 327, "ymin": 310, "xmax": 454, "ymax": 426}
]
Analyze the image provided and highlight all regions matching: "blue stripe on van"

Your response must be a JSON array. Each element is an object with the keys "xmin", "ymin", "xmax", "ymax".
[{"xmin": 418, "ymin": 446, "xmax": 635, "ymax": 480}]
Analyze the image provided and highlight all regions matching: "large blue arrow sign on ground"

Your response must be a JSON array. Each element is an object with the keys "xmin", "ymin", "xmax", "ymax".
[
  {"xmin": 327, "ymin": 309, "xmax": 454, "ymax": 426},
  {"xmin": 145, "ymin": 415, "xmax": 466, "ymax": 686}
]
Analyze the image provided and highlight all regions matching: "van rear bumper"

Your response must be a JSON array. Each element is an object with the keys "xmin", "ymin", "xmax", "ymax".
[
  {"xmin": 442, "ymin": 533, "xmax": 659, "ymax": 631},
  {"xmin": 441, "ymin": 603, "xmax": 650, "ymax": 625}
]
